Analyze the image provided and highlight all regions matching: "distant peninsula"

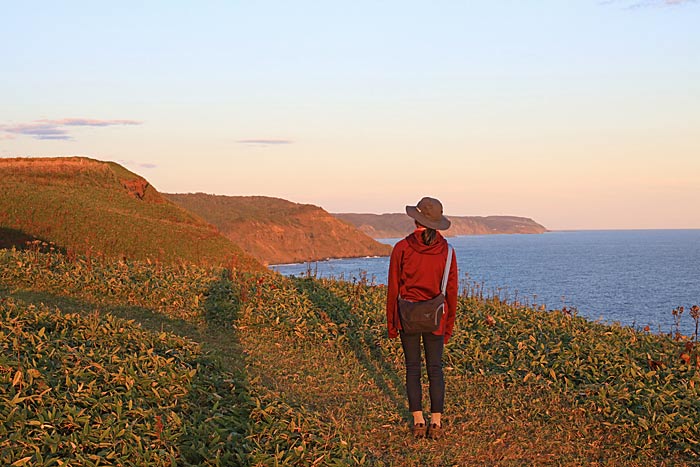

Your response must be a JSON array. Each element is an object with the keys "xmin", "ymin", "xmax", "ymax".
[
  {"xmin": 164, "ymin": 194, "xmax": 392, "ymax": 265},
  {"xmin": 333, "ymin": 213, "xmax": 547, "ymax": 239}
]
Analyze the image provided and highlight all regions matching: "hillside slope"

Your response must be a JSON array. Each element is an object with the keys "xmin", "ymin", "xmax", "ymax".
[
  {"xmin": 164, "ymin": 193, "xmax": 392, "ymax": 265},
  {"xmin": 3, "ymin": 249, "xmax": 698, "ymax": 465},
  {"xmin": 334, "ymin": 213, "xmax": 547, "ymax": 238},
  {"xmin": 0, "ymin": 157, "xmax": 261, "ymax": 269}
]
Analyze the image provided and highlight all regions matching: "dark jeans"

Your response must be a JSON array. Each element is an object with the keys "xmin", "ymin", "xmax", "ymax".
[{"xmin": 399, "ymin": 331, "xmax": 445, "ymax": 414}]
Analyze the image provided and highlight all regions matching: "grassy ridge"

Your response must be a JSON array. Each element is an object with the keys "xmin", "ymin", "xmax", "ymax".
[
  {"xmin": 0, "ymin": 157, "xmax": 261, "ymax": 269},
  {"xmin": 164, "ymin": 193, "xmax": 392, "ymax": 265},
  {"xmin": 164, "ymin": 194, "xmax": 316, "ymax": 226},
  {"xmin": 2, "ymin": 249, "xmax": 699, "ymax": 465}
]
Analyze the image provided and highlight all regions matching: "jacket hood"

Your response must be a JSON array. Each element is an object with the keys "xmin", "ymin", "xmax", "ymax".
[{"xmin": 406, "ymin": 229, "xmax": 448, "ymax": 255}]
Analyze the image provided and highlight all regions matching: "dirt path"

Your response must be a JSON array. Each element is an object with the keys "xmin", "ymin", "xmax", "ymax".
[{"xmin": 236, "ymin": 280, "xmax": 639, "ymax": 466}]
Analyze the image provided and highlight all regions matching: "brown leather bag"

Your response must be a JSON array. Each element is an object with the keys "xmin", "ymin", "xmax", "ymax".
[{"xmin": 398, "ymin": 245, "xmax": 453, "ymax": 334}]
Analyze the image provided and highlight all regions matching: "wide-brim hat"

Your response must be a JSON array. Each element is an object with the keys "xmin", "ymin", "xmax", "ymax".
[{"xmin": 405, "ymin": 197, "xmax": 451, "ymax": 230}]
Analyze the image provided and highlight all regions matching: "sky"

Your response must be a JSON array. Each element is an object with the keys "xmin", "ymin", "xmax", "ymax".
[{"xmin": 1, "ymin": 0, "xmax": 699, "ymax": 230}]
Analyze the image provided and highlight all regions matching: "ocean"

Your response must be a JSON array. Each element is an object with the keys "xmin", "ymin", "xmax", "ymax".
[{"xmin": 271, "ymin": 230, "xmax": 700, "ymax": 335}]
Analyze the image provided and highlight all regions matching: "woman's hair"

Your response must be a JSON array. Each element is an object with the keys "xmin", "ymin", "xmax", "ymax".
[
  {"xmin": 415, "ymin": 221, "xmax": 437, "ymax": 245},
  {"xmin": 422, "ymin": 228, "xmax": 437, "ymax": 245}
]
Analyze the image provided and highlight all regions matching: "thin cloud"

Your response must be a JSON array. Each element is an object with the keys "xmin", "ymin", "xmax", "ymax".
[
  {"xmin": 1, "ymin": 122, "xmax": 71, "ymax": 140},
  {"xmin": 236, "ymin": 139, "xmax": 294, "ymax": 145},
  {"xmin": 48, "ymin": 118, "xmax": 142, "ymax": 127},
  {"xmin": 118, "ymin": 159, "xmax": 158, "ymax": 169},
  {"xmin": 605, "ymin": 0, "xmax": 696, "ymax": 8},
  {"xmin": 37, "ymin": 135, "xmax": 74, "ymax": 141},
  {"xmin": 0, "ymin": 118, "xmax": 143, "ymax": 141}
]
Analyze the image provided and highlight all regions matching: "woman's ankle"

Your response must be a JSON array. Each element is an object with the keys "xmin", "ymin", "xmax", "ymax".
[{"xmin": 412, "ymin": 411, "xmax": 425, "ymax": 425}]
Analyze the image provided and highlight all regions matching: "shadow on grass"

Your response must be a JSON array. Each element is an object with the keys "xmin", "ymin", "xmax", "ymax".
[
  {"xmin": 0, "ymin": 227, "xmax": 67, "ymax": 253},
  {"xmin": 291, "ymin": 277, "xmax": 410, "ymax": 421},
  {"xmin": 8, "ymin": 275, "xmax": 253, "ymax": 466}
]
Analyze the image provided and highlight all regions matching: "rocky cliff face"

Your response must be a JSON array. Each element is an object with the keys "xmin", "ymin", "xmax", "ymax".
[
  {"xmin": 120, "ymin": 178, "xmax": 150, "ymax": 200},
  {"xmin": 333, "ymin": 213, "xmax": 547, "ymax": 239},
  {"xmin": 164, "ymin": 194, "xmax": 392, "ymax": 265}
]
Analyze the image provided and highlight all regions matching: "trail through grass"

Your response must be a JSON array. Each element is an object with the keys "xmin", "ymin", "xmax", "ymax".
[
  {"xmin": 2, "ymin": 249, "xmax": 699, "ymax": 466},
  {"xmin": 237, "ymin": 277, "xmax": 645, "ymax": 466}
]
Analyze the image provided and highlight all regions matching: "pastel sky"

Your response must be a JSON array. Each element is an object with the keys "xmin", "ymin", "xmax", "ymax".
[{"xmin": 2, "ymin": 1, "xmax": 698, "ymax": 230}]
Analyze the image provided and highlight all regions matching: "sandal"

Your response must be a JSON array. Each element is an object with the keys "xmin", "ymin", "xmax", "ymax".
[
  {"xmin": 412, "ymin": 422, "xmax": 427, "ymax": 438},
  {"xmin": 427, "ymin": 423, "xmax": 443, "ymax": 440}
]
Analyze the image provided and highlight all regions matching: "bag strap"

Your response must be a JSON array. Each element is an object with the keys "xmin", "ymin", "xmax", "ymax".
[{"xmin": 440, "ymin": 244, "xmax": 453, "ymax": 296}]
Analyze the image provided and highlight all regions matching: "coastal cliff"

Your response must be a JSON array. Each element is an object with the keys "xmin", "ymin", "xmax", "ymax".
[
  {"xmin": 333, "ymin": 213, "xmax": 547, "ymax": 239},
  {"xmin": 164, "ymin": 194, "xmax": 392, "ymax": 265}
]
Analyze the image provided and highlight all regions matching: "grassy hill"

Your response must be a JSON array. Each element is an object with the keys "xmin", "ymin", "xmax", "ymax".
[
  {"xmin": 0, "ymin": 157, "xmax": 261, "ymax": 270},
  {"xmin": 2, "ymin": 247, "xmax": 699, "ymax": 465},
  {"xmin": 164, "ymin": 193, "xmax": 392, "ymax": 265},
  {"xmin": 335, "ymin": 213, "xmax": 547, "ymax": 239}
]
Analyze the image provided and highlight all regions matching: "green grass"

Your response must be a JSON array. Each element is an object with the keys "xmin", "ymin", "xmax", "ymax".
[
  {"xmin": 0, "ymin": 297, "xmax": 249, "ymax": 466},
  {"xmin": 0, "ymin": 250, "xmax": 359, "ymax": 466},
  {"xmin": 1, "ymin": 248, "xmax": 699, "ymax": 466}
]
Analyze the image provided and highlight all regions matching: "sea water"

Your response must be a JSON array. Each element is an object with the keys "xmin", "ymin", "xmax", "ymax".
[{"xmin": 271, "ymin": 230, "xmax": 700, "ymax": 335}]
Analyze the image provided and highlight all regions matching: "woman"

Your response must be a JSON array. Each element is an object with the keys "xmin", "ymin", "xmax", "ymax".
[{"xmin": 386, "ymin": 196, "xmax": 458, "ymax": 439}]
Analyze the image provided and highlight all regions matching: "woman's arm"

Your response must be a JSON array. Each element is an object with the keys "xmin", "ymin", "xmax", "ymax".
[
  {"xmin": 443, "ymin": 250, "xmax": 459, "ymax": 343},
  {"xmin": 386, "ymin": 244, "xmax": 403, "ymax": 338}
]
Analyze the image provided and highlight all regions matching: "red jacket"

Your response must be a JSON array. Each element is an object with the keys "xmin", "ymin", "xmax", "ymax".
[{"xmin": 386, "ymin": 229, "xmax": 459, "ymax": 343}]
